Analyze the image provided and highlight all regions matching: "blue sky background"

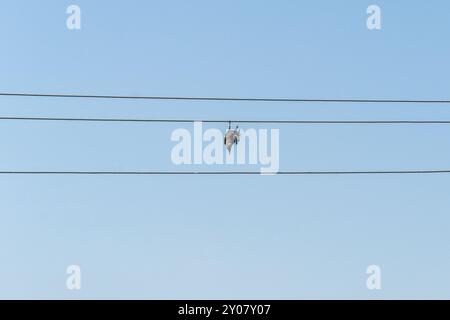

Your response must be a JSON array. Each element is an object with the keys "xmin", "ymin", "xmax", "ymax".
[{"xmin": 1, "ymin": 0, "xmax": 450, "ymax": 299}]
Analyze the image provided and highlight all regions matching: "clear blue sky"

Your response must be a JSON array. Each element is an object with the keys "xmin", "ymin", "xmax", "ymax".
[{"xmin": 1, "ymin": 0, "xmax": 450, "ymax": 299}]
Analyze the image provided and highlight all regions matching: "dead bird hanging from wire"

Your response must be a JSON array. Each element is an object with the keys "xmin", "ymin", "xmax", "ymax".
[{"xmin": 224, "ymin": 121, "xmax": 240, "ymax": 153}]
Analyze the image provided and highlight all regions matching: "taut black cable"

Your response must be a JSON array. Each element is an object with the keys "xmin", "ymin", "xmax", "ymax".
[
  {"xmin": 1, "ymin": 116, "xmax": 450, "ymax": 124},
  {"xmin": 0, "ymin": 170, "xmax": 449, "ymax": 175},
  {"xmin": 1, "ymin": 92, "xmax": 450, "ymax": 103}
]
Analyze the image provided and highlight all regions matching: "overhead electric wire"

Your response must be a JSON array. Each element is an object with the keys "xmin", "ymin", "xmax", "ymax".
[
  {"xmin": 0, "ymin": 116, "xmax": 449, "ymax": 175},
  {"xmin": 1, "ymin": 92, "xmax": 450, "ymax": 104},
  {"xmin": 0, "ymin": 170, "xmax": 450, "ymax": 175},
  {"xmin": 1, "ymin": 116, "xmax": 450, "ymax": 124},
  {"xmin": 2, "ymin": 93, "xmax": 450, "ymax": 176}
]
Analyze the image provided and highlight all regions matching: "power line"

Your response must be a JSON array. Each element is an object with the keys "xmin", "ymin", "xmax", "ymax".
[
  {"xmin": 0, "ymin": 170, "xmax": 449, "ymax": 175},
  {"xmin": 1, "ymin": 117, "xmax": 449, "ymax": 175},
  {"xmin": 1, "ymin": 92, "xmax": 450, "ymax": 104},
  {"xmin": 2, "ymin": 116, "xmax": 450, "ymax": 124}
]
